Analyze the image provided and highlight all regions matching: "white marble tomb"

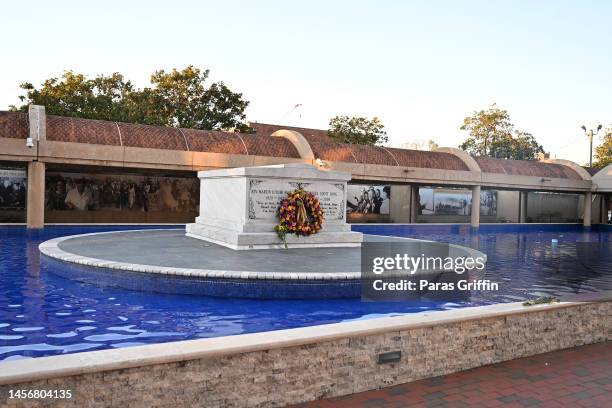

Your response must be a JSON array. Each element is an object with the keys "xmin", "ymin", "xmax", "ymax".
[{"xmin": 186, "ymin": 163, "xmax": 363, "ymax": 250}]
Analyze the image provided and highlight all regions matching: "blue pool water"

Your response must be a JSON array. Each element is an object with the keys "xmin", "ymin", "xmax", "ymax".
[{"xmin": 1, "ymin": 224, "xmax": 611, "ymax": 360}]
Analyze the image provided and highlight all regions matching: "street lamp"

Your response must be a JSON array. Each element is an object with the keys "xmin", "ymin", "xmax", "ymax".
[{"xmin": 581, "ymin": 124, "xmax": 602, "ymax": 167}]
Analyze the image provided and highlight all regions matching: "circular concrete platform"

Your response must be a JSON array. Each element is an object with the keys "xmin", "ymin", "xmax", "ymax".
[{"xmin": 39, "ymin": 229, "xmax": 485, "ymax": 299}]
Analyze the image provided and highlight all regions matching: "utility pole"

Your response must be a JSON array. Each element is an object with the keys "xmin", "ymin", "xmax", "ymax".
[{"xmin": 581, "ymin": 124, "xmax": 602, "ymax": 167}]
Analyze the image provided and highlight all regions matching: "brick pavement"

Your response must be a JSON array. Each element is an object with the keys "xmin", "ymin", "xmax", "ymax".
[{"xmin": 293, "ymin": 341, "xmax": 611, "ymax": 408}]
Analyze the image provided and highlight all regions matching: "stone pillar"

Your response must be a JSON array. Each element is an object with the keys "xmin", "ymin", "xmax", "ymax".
[
  {"xmin": 26, "ymin": 105, "xmax": 47, "ymax": 229},
  {"xmin": 599, "ymin": 193, "xmax": 608, "ymax": 224},
  {"xmin": 27, "ymin": 161, "xmax": 45, "ymax": 228},
  {"xmin": 28, "ymin": 104, "xmax": 46, "ymax": 147},
  {"xmin": 471, "ymin": 185, "xmax": 481, "ymax": 228},
  {"xmin": 519, "ymin": 191, "xmax": 528, "ymax": 223},
  {"xmin": 410, "ymin": 185, "xmax": 419, "ymax": 223},
  {"xmin": 583, "ymin": 191, "xmax": 592, "ymax": 227},
  {"xmin": 389, "ymin": 185, "xmax": 411, "ymax": 223}
]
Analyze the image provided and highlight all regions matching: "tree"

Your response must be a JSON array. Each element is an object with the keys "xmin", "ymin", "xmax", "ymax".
[
  {"xmin": 495, "ymin": 131, "xmax": 545, "ymax": 161},
  {"xmin": 327, "ymin": 116, "xmax": 388, "ymax": 145},
  {"xmin": 10, "ymin": 66, "xmax": 252, "ymax": 132},
  {"xmin": 593, "ymin": 127, "xmax": 612, "ymax": 168},
  {"xmin": 459, "ymin": 104, "xmax": 544, "ymax": 160},
  {"xmin": 148, "ymin": 66, "xmax": 251, "ymax": 132},
  {"xmin": 459, "ymin": 104, "xmax": 513, "ymax": 157}
]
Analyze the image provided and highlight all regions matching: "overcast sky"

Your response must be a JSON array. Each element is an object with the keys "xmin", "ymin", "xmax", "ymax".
[{"xmin": 2, "ymin": 1, "xmax": 610, "ymax": 164}]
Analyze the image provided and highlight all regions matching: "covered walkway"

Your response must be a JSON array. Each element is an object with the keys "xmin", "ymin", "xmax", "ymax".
[{"xmin": 1, "ymin": 107, "xmax": 611, "ymax": 227}]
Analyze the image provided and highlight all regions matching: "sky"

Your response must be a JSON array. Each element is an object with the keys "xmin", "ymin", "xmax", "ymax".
[{"xmin": 1, "ymin": 1, "xmax": 611, "ymax": 164}]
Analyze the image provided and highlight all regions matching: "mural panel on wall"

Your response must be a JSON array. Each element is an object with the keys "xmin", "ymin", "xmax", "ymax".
[
  {"xmin": 45, "ymin": 172, "xmax": 199, "ymax": 223},
  {"xmin": 346, "ymin": 184, "xmax": 391, "ymax": 223},
  {"xmin": 0, "ymin": 168, "xmax": 26, "ymax": 222},
  {"xmin": 418, "ymin": 187, "xmax": 497, "ymax": 217},
  {"xmin": 480, "ymin": 190, "xmax": 497, "ymax": 216}
]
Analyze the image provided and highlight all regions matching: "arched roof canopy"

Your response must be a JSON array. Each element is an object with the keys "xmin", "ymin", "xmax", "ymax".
[
  {"xmin": 0, "ymin": 111, "xmax": 28, "ymax": 139},
  {"xmin": 270, "ymin": 130, "xmax": 314, "ymax": 160},
  {"xmin": 0, "ymin": 110, "xmax": 596, "ymax": 190},
  {"xmin": 43, "ymin": 115, "xmax": 300, "ymax": 158},
  {"xmin": 251, "ymin": 122, "xmax": 329, "ymax": 143},
  {"xmin": 474, "ymin": 156, "xmax": 583, "ymax": 180},
  {"xmin": 592, "ymin": 164, "xmax": 612, "ymax": 192},
  {"xmin": 387, "ymin": 147, "xmax": 468, "ymax": 170},
  {"xmin": 47, "ymin": 115, "xmax": 123, "ymax": 145},
  {"xmin": 302, "ymin": 137, "xmax": 470, "ymax": 171}
]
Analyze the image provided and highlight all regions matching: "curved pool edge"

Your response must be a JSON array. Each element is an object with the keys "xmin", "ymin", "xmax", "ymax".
[
  {"xmin": 38, "ymin": 229, "xmax": 487, "ymax": 299},
  {"xmin": 38, "ymin": 229, "xmax": 361, "ymax": 281},
  {"xmin": 39, "ymin": 229, "xmax": 487, "ymax": 280}
]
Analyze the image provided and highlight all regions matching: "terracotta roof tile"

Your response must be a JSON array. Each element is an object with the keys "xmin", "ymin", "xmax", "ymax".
[
  {"xmin": 47, "ymin": 115, "xmax": 121, "ymax": 145},
  {"xmin": 182, "ymin": 129, "xmax": 247, "ymax": 155},
  {"xmin": 118, "ymin": 122, "xmax": 186, "ymax": 150},
  {"xmin": 0, "ymin": 112, "xmax": 586, "ymax": 180},
  {"xmin": 304, "ymin": 137, "xmax": 469, "ymax": 171},
  {"xmin": 387, "ymin": 148, "xmax": 469, "ymax": 170},
  {"xmin": 307, "ymin": 140, "xmax": 358, "ymax": 163},
  {"xmin": 43, "ymin": 116, "xmax": 299, "ymax": 158},
  {"xmin": 181, "ymin": 129, "xmax": 300, "ymax": 157},
  {"xmin": 0, "ymin": 111, "xmax": 28, "ymax": 139},
  {"xmin": 251, "ymin": 122, "xmax": 330, "ymax": 142},
  {"xmin": 474, "ymin": 156, "xmax": 582, "ymax": 180},
  {"xmin": 240, "ymin": 134, "xmax": 300, "ymax": 157},
  {"xmin": 349, "ymin": 144, "xmax": 398, "ymax": 166}
]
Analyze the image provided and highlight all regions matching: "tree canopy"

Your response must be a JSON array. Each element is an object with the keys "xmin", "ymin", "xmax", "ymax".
[
  {"xmin": 327, "ymin": 115, "xmax": 388, "ymax": 145},
  {"xmin": 593, "ymin": 127, "xmax": 612, "ymax": 168},
  {"xmin": 10, "ymin": 66, "xmax": 252, "ymax": 132},
  {"xmin": 459, "ymin": 105, "xmax": 544, "ymax": 160}
]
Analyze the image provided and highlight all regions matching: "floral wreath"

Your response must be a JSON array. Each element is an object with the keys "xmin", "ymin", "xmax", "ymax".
[{"xmin": 274, "ymin": 188, "xmax": 324, "ymax": 248}]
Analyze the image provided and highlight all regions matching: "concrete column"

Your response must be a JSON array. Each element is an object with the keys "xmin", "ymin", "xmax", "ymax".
[
  {"xmin": 26, "ymin": 161, "xmax": 45, "ymax": 228},
  {"xmin": 389, "ymin": 185, "xmax": 411, "ymax": 223},
  {"xmin": 519, "ymin": 191, "xmax": 528, "ymax": 223},
  {"xmin": 601, "ymin": 195, "xmax": 609, "ymax": 224},
  {"xmin": 471, "ymin": 185, "xmax": 481, "ymax": 228},
  {"xmin": 583, "ymin": 191, "xmax": 592, "ymax": 227},
  {"xmin": 28, "ymin": 104, "xmax": 46, "ymax": 147},
  {"xmin": 409, "ymin": 185, "xmax": 419, "ymax": 223}
]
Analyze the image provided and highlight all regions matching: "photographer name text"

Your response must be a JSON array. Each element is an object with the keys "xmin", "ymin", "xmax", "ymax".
[{"xmin": 372, "ymin": 279, "xmax": 498, "ymax": 292}]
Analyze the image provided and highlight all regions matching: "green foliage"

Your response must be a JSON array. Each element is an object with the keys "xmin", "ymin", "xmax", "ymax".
[
  {"xmin": 593, "ymin": 127, "xmax": 612, "ymax": 168},
  {"xmin": 10, "ymin": 66, "xmax": 252, "ymax": 132},
  {"xmin": 460, "ymin": 105, "xmax": 544, "ymax": 160},
  {"xmin": 495, "ymin": 131, "xmax": 545, "ymax": 161},
  {"xmin": 274, "ymin": 225, "xmax": 289, "ymax": 250},
  {"xmin": 327, "ymin": 115, "xmax": 388, "ymax": 145}
]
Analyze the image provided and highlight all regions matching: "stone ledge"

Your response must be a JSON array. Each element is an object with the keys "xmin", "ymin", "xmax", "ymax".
[{"xmin": 0, "ymin": 300, "xmax": 607, "ymax": 387}]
